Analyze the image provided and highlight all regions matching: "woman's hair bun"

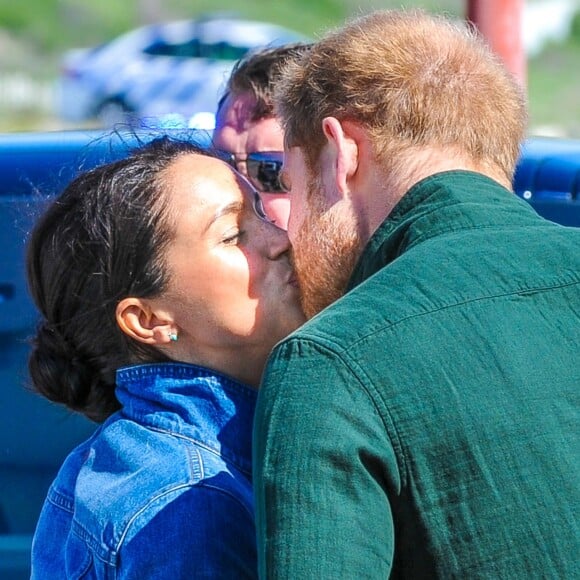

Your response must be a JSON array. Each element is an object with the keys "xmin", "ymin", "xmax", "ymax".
[{"xmin": 28, "ymin": 322, "xmax": 111, "ymax": 421}]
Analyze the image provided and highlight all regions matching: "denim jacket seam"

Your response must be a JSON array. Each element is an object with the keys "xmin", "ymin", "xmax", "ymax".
[
  {"xmin": 115, "ymin": 481, "xmax": 204, "ymax": 554},
  {"xmin": 197, "ymin": 481, "xmax": 255, "ymax": 520},
  {"xmin": 69, "ymin": 480, "xmax": 207, "ymax": 568},
  {"xmin": 146, "ymin": 426, "xmax": 205, "ymax": 481},
  {"xmin": 69, "ymin": 482, "xmax": 204, "ymax": 568},
  {"xmin": 66, "ymin": 445, "xmax": 204, "ymax": 567},
  {"xmin": 46, "ymin": 485, "xmax": 75, "ymax": 513},
  {"xmin": 71, "ymin": 518, "xmax": 116, "ymax": 567},
  {"xmin": 186, "ymin": 434, "xmax": 205, "ymax": 482},
  {"xmin": 147, "ymin": 426, "xmax": 251, "ymax": 478},
  {"xmin": 186, "ymin": 436, "xmax": 252, "ymax": 478}
]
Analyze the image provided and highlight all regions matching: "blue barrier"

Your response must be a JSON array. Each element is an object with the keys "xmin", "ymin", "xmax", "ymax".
[
  {"xmin": 0, "ymin": 130, "xmax": 578, "ymax": 578},
  {"xmin": 513, "ymin": 136, "xmax": 580, "ymax": 226}
]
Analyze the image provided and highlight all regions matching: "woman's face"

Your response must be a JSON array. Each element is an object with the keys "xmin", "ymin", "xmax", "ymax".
[{"xmin": 151, "ymin": 153, "xmax": 305, "ymax": 384}]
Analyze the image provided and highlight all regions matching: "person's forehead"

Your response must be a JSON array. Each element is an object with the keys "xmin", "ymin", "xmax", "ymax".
[
  {"xmin": 215, "ymin": 91, "xmax": 284, "ymax": 149},
  {"xmin": 165, "ymin": 153, "xmax": 242, "ymax": 204},
  {"xmin": 215, "ymin": 92, "xmax": 258, "ymax": 131},
  {"xmin": 216, "ymin": 123, "xmax": 285, "ymax": 158}
]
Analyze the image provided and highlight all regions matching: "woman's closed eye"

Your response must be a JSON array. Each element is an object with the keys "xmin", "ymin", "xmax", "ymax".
[{"xmin": 222, "ymin": 229, "xmax": 245, "ymax": 245}]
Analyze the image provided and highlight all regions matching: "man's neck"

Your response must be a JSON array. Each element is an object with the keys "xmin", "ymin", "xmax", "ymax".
[{"xmin": 359, "ymin": 147, "xmax": 511, "ymax": 242}]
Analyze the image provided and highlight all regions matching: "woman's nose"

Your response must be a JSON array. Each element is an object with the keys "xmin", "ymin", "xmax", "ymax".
[{"xmin": 262, "ymin": 220, "xmax": 292, "ymax": 260}]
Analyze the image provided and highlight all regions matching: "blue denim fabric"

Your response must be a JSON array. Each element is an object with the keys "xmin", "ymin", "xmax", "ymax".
[{"xmin": 31, "ymin": 362, "xmax": 258, "ymax": 579}]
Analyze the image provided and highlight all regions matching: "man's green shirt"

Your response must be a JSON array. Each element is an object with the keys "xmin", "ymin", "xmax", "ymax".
[{"xmin": 254, "ymin": 171, "xmax": 580, "ymax": 578}]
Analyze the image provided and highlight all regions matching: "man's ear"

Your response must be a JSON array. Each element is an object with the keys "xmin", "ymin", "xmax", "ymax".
[
  {"xmin": 321, "ymin": 116, "xmax": 360, "ymax": 195},
  {"xmin": 115, "ymin": 298, "xmax": 176, "ymax": 346}
]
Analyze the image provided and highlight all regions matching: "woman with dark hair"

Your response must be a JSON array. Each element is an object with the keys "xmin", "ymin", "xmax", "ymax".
[{"xmin": 27, "ymin": 137, "xmax": 304, "ymax": 578}]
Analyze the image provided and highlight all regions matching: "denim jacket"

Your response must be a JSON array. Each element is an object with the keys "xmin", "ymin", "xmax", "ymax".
[{"xmin": 31, "ymin": 362, "xmax": 258, "ymax": 579}]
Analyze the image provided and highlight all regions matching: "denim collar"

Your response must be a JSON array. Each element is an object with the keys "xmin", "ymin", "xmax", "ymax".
[{"xmin": 115, "ymin": 362, "xmax": 257, "ymax": 477}]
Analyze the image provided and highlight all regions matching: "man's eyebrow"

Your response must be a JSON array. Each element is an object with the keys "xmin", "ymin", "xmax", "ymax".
[{"xmin": 204, "ymin": 201, "xmax": 244, "ymax": 233}]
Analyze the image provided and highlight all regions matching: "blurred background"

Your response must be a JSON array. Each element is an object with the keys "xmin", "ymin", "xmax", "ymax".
[{"xmin": 0, "ymin": 0, "xmax": 579, "ymax": 136}]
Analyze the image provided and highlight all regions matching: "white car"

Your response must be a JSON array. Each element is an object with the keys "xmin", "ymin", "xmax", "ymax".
[{"xmin": 56, "ymin": 16, "xmax": 308, "ymax": 129}]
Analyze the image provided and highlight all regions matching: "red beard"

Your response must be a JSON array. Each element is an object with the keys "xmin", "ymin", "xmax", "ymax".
[{"xmin": 292, "ymin": 178, "xmax": 363, "ymax": 319}]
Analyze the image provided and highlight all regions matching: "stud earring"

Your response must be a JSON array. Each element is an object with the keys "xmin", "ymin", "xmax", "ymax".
[{"xmin": 168, "ymin": 331, "xmax": 178, "ymax": 342}]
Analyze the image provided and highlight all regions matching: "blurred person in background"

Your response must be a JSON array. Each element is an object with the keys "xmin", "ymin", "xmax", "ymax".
[
  {"xmin": 28, "ymin": 137, "xmax": 304, "ymax": 578},
  {"xmin": 213, "ymin": 43, "xmax": 310, "ymax": 229},
  {"xmin": 254, "ymin": 9, "xmax": 580, "ymax": 578}
]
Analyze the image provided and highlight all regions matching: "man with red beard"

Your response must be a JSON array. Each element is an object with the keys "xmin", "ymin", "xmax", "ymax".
[{"xmin": 253, "ymin": 9, "xmax": 580, "ymax": 579}]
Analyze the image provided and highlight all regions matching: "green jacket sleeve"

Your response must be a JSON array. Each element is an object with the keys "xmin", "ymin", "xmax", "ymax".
[{"xmin": 253, "ymin": 336, "xmax": 401, "ymax": 579}]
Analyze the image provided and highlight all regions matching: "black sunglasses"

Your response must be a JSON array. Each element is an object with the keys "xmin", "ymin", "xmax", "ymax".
[{"xmin": 215, "ymin": 150, "xmax": 288, "ymax": 194}]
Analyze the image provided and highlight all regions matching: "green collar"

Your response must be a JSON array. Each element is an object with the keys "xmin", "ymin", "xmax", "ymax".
[{"xmin": 347, "ymin": 170, "xmax": 533, "ymax": 291}]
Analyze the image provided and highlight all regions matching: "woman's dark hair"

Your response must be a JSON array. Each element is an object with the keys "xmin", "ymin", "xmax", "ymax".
[{"xmin": 27, "ymin": 136, "xmax": 206, "ymax": 422}]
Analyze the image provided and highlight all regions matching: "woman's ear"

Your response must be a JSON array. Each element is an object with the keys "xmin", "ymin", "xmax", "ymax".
[{"xmin": 115, "ymin": 298, "xmax": 176, "ymax": 346}]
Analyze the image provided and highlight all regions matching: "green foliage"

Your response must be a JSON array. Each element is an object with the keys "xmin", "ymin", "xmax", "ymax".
[
  {"xmin": 528, "ymin": 39, "xmax": 580, "ymax": 135},
  {"xmin": 0, "ymin": 1, "xmax": 135, "ymax": 50},
  {"xmin": 569, "ymin": 9, "xmax": 580, "ymax": 43},
  {"xmin": 0, "ymin": 0, "xmax": 463, "ymax": 51}
]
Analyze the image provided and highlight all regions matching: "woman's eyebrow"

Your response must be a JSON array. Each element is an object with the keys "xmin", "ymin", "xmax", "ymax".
[{"xmin": 204, "ymin": 200, "xmax": 244, "ymax": 233}]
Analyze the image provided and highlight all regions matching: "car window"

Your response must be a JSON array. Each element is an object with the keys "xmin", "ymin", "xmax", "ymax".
[
  {"xmin": 143, "ymin": 39, "xmax": 201, "ymax": 58},
  {"xmin": 144, "ymin": 39, "xmax": 249, "ymax": 62},
  {"xmin": 199, "ymin": 42, "xmax": 248, "ymax": 61}
]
